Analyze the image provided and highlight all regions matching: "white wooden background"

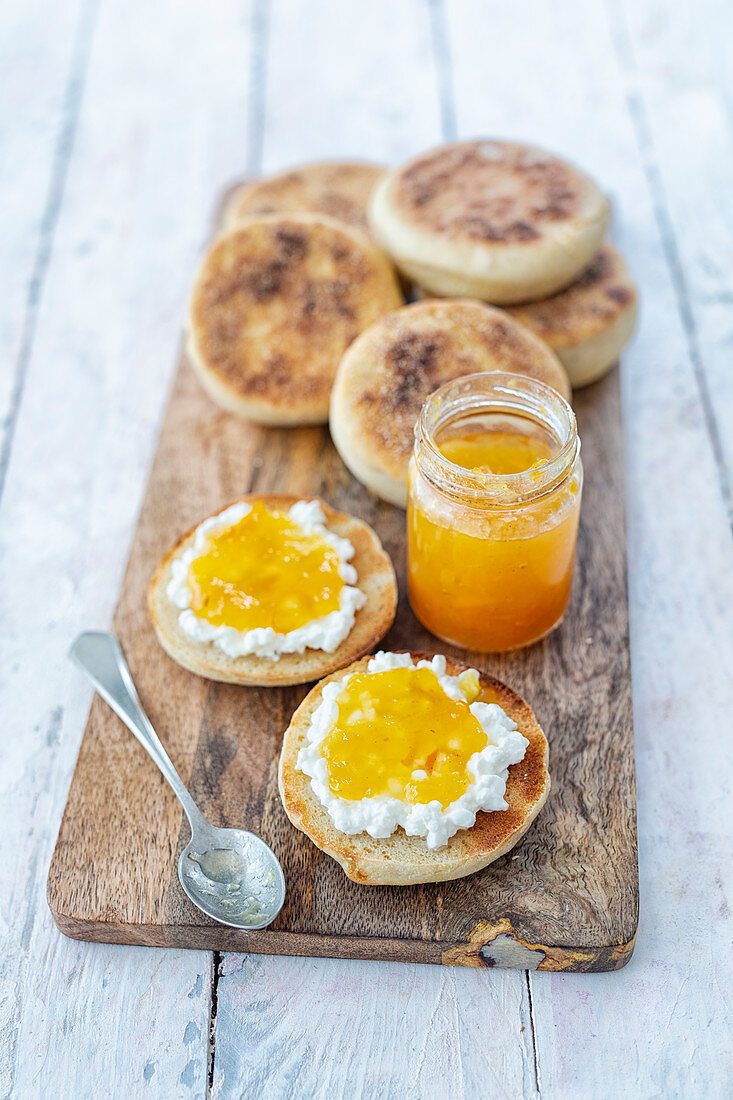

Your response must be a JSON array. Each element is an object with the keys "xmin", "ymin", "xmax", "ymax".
[{"xmin": 1, "ymin": 0, "xmax": 732, "ymax": 1096}]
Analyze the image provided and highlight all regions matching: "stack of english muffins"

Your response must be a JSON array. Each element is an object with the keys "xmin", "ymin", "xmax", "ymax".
[{"xmin": 186, "ymin": 142, "xmax": 637, "ymax": 505}]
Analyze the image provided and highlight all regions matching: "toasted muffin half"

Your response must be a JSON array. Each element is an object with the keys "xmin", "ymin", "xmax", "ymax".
[
  {"xmin": 187, "ymin": 214, "xmax": 403, "ymax": 425},
  {"xmin": 148, "ymin": 495, "xmax": 398, "ymax": 687},
  {"xmin": 223, "ymin": 161, "xmax": 385, "ymax": 240},
  {"xmin": 278, "ymin": 653, "xmax": 551, "ymax": 885},
  {"xmin": 505, "ymin": 243, "xmax": 638, "ymax": 387},
  {"xmin": 368, "ymin": 139, "xmax": 610, "ymax": 304},
  {"xmin": 329, "ymin": 298, "xmax": 570, "ymax": 507}
]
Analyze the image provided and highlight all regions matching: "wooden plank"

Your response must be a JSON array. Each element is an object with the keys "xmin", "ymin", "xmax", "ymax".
[
  {"xmin": 212, "ymin": 954, "xmax": 539, "ymax": 1098},
  {"xmin": 0, "ymin": 0, "xmax": 266, "ymax": 1094},
  {"xmin": 444, "ymin": 0, "xmax": 733, "ymax": 1095},
  {"xmin": 611, "ymin": 0, "xmax": 733, "ymax": 522},
  {"xmin": 6, "ymin": 944, "xmax": 214, "ymax": 1098},
  {"xmin": 0, "ymin": 0, "xmax": 90, "ymax": 495},
  {"xmin": 259, "ymin": 0, "xmax": 442, "ymax": 172}
]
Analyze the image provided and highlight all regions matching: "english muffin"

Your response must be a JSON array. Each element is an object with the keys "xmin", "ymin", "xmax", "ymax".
[
  {"xmin": 329, "ymin": 298, "xmax": 570, "ymax": 507},
  {"xmin": 505, "ymin": 243, "xmax": 638, "ymax": 387},
  {"xmin": 148, "ymin": 494, "xmax": 397, "ymax": 686},
  {"xmin": 223, "ymin": 161, "xmax": 385, "ymax": 239},
  {"xmin": 368, "ymin": 139, "xmax": 610, "ymax": 303},
  {"xmin": 279, "ymin": 652, "xmax": 551, "ymax": 885},
  {"xmin": 187, "ymin": 214, "xmax": 403, "ymax": 425}
]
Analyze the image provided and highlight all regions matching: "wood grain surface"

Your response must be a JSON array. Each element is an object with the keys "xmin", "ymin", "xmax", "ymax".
[{"xmin": 47, "ymin": 185, "xmax": 638, "ymax": 970}]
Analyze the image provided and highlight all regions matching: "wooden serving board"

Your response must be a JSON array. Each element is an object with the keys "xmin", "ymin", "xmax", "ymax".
[{"xmin": 48, "ymin": 194, "xmax": 638, "ymax": 972}]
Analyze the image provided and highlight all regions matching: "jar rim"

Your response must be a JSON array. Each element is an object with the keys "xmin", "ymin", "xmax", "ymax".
[{"xmin": 414, "ymin": 371, "xmax": 580, "ymax": 507}]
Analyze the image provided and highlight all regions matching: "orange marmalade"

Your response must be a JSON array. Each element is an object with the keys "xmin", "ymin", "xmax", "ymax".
[
  {"xmin": 187, "ymin": 501, "xmax": 344, "ymax": 633},
  {"xmin": 407, "ymin": 373, "xmax": 582, "ymax": 652},
  {"xmin": 320, "ymin": 665, "xmax": 486, "ymax": 807}
]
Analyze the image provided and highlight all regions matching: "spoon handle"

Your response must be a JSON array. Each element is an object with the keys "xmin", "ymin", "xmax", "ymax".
[{"xmin": 70, "ymin": 631, "xmax": 206, "ymax": 833}]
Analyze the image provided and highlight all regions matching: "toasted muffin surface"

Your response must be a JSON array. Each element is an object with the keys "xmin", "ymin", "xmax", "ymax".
[
  {"xmin": 278, "ymin": 653, "xmax": 551, "ymax": 885},
  {"xmin": 506, "ymin": 244, "xmax": 636, "ymax": 344},
  {"xmin": 369, "ymin": 140, "xmax": 610, "ymax": 303},
  {"xmin": 392, "ymin": 140, "xmax": 598, "ymax": 243},
  {"xmin": 187, "ymin": 214, "xmax": 403, "ymax": 425},
  {"xmin": 223, "ymin": 161, "xmax": 385, "ymax": 235},
  {"xmin": 148, "ymin": 495, "xmax": 398, "ymax": 687},
  {"xmin": 505, "ymin": 243, "xmax": 638, "ymax": 387},
  {"xmin": 329, "ymin": 298, "xmax": 570, "ymax": 506}
]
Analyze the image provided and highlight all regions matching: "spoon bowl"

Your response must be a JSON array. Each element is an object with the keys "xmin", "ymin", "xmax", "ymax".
[
  {"xmin": 179, "ymin": 828, "xmax": 285, "ymax": 930},
  {"xmin": 70, "ymin": 630, "xmax": 286, "ymax": 931}
]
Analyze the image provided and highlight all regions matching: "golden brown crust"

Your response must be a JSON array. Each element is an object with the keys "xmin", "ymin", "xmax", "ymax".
[
  {"xmin": 148, "ymin": 494, "xmax": 398, "ymax": 686},
  {"xmin": 329, "ymin": 298, "xmax": 570, "ymax": 506},
  {"xmin": 223, "ymin": 161, "xmax": 385, "ymax": 237},
  {"xmin": 368, "ymin": 140, "xmax": 610, "ymax": 303},
  {"xmin": 393, "ymin": 140, "xmax": 593, "ymax": 244},
  {"xmin": 505, "ymin": 244, "xmax": 637, "ymax": 345},
  {"xmin": 278, "ymin": 652, "xmax": 551, "ymax": 885},
  {"xmin": 187, "ymin": 214, "xmax": 403, "ymax": 425}
]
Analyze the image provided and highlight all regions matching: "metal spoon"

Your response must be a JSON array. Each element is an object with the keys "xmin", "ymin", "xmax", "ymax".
[{"xmin": 69, "ymin": 630, "xmax": 286, "ymax": 930}]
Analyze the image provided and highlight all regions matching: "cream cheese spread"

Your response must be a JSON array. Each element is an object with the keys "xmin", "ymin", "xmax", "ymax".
[
  {"xmin": 296, "ymin": 651, "xmax": 529, "ymax": 849},
  {"xmin": 166, "ymin": 500, "xmax": 366, "ymax": 660}
]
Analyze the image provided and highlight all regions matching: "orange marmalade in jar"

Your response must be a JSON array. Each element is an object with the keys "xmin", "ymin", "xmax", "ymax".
[{"xmin": 407, "ymin": 372, "xmax": 582, "ymax": 652}]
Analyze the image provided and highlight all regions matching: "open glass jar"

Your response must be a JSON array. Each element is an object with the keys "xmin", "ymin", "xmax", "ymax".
[{"xmin": 407, "ymin": 372, "xmax": 583, "ymax": 652}]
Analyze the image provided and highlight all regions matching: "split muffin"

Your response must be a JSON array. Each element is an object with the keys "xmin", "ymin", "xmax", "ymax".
[
  {"xmin": 279, "ymin": 651, "xmax": 551, "ymax": 885},
  {"xmin": 149, "ymin": 495, "xmax": 397, "ymax": 686}
]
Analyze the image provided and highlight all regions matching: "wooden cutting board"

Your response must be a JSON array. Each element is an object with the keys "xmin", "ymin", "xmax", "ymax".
[{"xmin": 48, "ymin": 192, "xmax": 638, "ymax": 972}]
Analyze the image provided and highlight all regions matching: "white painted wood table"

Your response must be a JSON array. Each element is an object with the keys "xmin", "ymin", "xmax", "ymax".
[{"xmin": 1, "ymin": 1, "xmax": 731, "ymax": 1096}]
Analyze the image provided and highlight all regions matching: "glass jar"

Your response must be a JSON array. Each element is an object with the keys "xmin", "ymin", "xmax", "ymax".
[{"xmin": 407, "ymin": 372, "xmax": 583, "ymax": 652}]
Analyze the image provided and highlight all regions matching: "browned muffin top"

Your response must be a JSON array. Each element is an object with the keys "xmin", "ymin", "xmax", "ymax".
[
  {"xmin": 188, "ymin": 215, "xmax": 402, "ymax": 416},
  {"xmin": 343, "ymin": 299, "xmax": 569, "ymax": 467},
  {"xmin": 226, "ymin": 162, "xmax": 384, "ymax": 233},
  {"xmin": 506, "ymin": 244, "xmax": 636, "ymax": 341},
  {"xmin": 394, "ymin": 140, "xmax": 598, "ymax": 245}
]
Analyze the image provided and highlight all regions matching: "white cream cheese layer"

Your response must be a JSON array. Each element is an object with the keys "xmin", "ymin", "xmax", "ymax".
[
  {"xmin": 166, "ymin": 500, "xmax": 366, "ymax": 660},
  {"xmin": 296, "ymin": 652, "xmax": 529, "ymax": 849}
]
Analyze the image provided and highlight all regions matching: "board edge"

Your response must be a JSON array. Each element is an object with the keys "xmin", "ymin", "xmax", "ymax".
[{"xmin": 47, "ymin": 903, "xmax": 638, "ymax": 973}]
